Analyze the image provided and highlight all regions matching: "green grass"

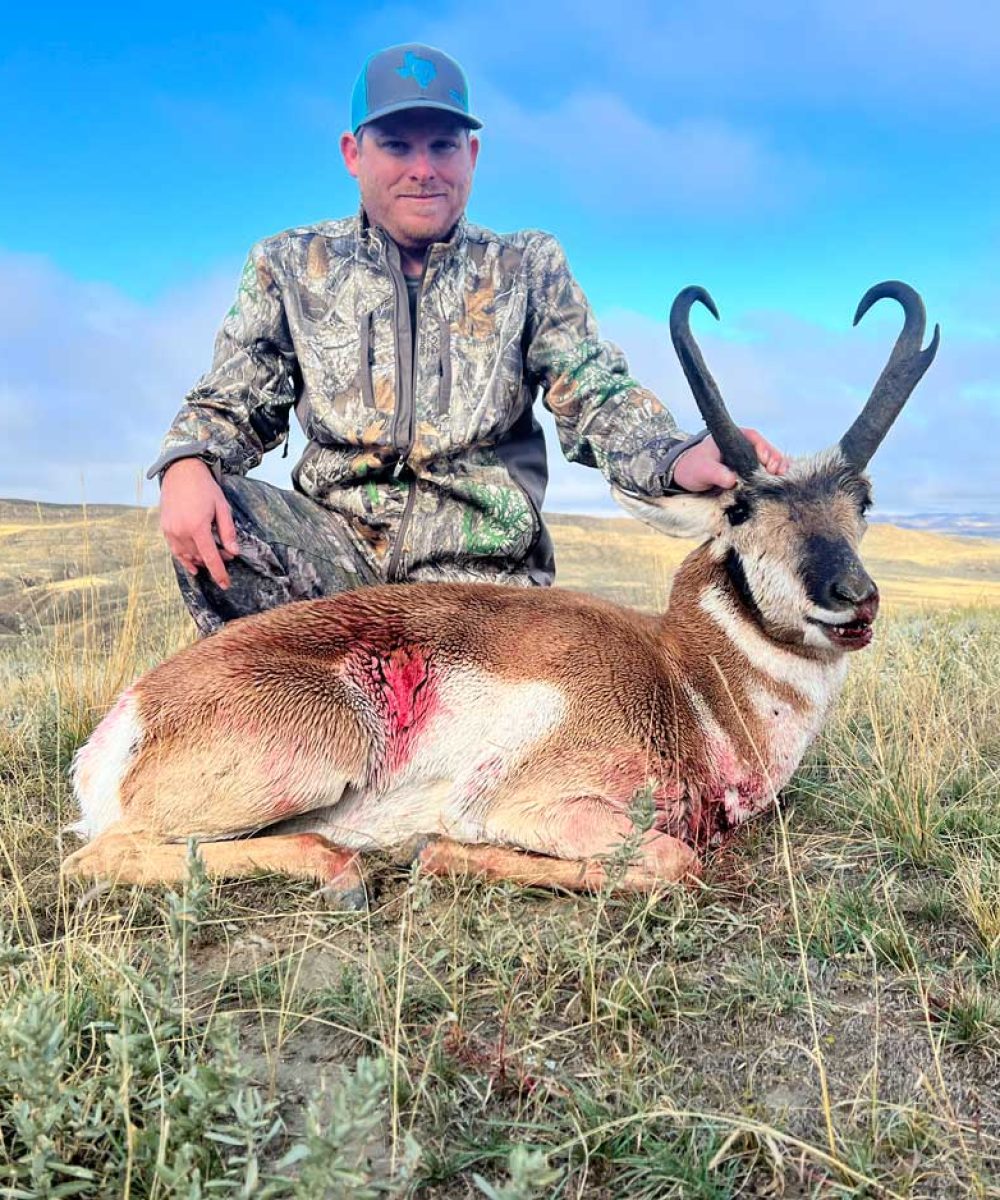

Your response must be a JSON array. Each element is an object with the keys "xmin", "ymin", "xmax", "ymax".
[{"xmin": 1, "ymin": 525, "xmax": 999, "ymax": 1196}]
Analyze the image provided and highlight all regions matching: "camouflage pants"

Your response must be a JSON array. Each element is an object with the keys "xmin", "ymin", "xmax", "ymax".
[{"xmin": 175, "ymin": 476, "xmax": 377, "ymax": 637}]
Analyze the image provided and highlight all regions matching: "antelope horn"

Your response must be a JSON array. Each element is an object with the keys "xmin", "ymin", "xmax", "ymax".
[
  {"xmin": 839, "ymin": 281, "xmax": 940, "ymax": 470},
  {"xmin": 669, "ymin": 286, "xmax": 759, "ymax": 480}
]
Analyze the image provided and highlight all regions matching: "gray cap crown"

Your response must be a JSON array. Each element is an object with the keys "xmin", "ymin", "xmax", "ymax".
[{"xmin": 351, "ymin": 43, "xmax": 483, "ymax": 133}]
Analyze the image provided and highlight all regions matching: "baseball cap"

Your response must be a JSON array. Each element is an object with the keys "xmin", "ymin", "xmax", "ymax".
[{"xmin": 350, "ymin": 43, "xmax": 483, "ymax": 134}]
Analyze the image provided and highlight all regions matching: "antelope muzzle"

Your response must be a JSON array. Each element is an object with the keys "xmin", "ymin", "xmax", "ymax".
[{"xmin": 804, "ymin": 537, "xmax": 880, "ymax": 649}]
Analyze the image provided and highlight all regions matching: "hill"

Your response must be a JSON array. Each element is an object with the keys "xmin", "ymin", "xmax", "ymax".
[
  {"xmin": 2, "ymin": 497, "xmax": 999, "ymax": 642},
  {"xmin": 547, "ymin": 511, "xmax": 1000, "ymax": 611}
]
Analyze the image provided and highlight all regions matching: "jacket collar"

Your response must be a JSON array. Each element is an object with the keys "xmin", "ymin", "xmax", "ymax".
[{"xmin": 357, "ymin": 205, "xmax": 468, "ymax": 273}]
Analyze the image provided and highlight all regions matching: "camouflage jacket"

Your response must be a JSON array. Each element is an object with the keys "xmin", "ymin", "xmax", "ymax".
[{"xmin": 149, "ymin": 213, "xmax": 697, "ymax": 585}]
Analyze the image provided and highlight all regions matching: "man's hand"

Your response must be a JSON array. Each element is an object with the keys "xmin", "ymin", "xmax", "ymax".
[
  {"xmin": 160, "ymin": 458, "xmax": 239, "ymax": 589},
  {"xmin": 672, "ymin": 429, "xmax": 790, "ymax": 492}
]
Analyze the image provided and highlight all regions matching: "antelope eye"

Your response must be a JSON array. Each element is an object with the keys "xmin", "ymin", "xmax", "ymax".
[
  {"xmin": 726, "ymin": 499, "xmax": 752, "ymax": 526},
  {"xmin": 859, "ymin": 494, "xmax": 873, "ymax": 516}
]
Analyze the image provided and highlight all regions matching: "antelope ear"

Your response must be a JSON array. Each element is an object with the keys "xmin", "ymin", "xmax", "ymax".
[{"xmin": 612, "ymin": 486, "xmax": 725, "ymax": 542}]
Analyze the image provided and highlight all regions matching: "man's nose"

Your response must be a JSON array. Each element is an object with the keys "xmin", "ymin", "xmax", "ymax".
[{"xmin": 408, "ymin": 150, "xmax": 436, "ymax": 180}]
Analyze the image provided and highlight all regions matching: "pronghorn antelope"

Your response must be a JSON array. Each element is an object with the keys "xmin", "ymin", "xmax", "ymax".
[{"xmin": 63, "ymin": 282, "xmax": 939, "ymax": 903}]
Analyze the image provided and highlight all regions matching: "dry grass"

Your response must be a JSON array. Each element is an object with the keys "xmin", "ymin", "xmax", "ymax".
[{"xmin": 1, "ymin": 502, "xmax": 999, "ymax": 1196}]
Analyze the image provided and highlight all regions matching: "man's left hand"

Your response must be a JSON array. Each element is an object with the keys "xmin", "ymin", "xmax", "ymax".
[{"xmin": 673, "ymin": 428, "xmax": 790, "ymax": 492}]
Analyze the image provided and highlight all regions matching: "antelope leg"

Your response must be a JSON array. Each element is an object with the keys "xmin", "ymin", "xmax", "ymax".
[
  {"xmin": 418, "ymin": 836, "xmax": 698, "ymax": 894},
  {"xmin": 62, "ymin": 826, "xmax": 364, "ymax": 900}
]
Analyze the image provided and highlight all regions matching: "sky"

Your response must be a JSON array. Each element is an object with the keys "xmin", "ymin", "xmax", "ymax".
[{"xmin": 1, "ymin": 0, "xmax": 998, "ymax": 518}]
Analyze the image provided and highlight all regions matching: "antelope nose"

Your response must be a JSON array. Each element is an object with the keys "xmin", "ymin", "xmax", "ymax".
[{"xmin": 831, "ymin": 573, "xmax": 878, "ymax": 607}]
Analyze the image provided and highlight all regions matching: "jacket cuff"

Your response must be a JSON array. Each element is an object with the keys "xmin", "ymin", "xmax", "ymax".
[
  {"xmin": 646, "ymin": 428, "xmax": 711, "ymax": 495},
  {"xmin": 146, "ymin": 445, "xmax": 224, "ymax": 486}
]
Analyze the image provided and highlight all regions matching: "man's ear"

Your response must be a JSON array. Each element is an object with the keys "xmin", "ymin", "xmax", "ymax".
[
  {"xmin": 611, "ymin": 486, "xmax": 725, "ymax": 541},
  {"xmin": 340, "ymin": 131, "xmax": 360, "ymax": 178}
]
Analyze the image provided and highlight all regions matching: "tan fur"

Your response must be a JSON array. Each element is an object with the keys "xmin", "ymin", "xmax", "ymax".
[
  {"xmin": 418, "ymin": 837, "xmax": 698, "ymax": 893},
  {"xmin": 65, "ymin": 456, "xmax": 874, "ymax": 898},
  {"xmin": 64, "ymin": 829, "xmax": 361, "ymax": 890}
]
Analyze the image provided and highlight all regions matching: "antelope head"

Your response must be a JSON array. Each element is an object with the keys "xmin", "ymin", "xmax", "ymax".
[{"xmin": 617, "ymin": 282, "xmax": 940, "ymax": 653}]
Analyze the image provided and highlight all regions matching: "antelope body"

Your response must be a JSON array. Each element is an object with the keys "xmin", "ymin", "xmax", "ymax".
[{"xmin": 63, "ymin": 283, "xmax": 939, "ymax": 901}]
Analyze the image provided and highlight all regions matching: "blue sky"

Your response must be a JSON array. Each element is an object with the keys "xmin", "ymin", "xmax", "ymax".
[{"xmin": 2, "ymin": 0, "xmax": 998, "ymax": 516}]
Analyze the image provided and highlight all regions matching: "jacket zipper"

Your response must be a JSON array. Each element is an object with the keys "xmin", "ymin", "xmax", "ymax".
[
  {"xmin": 436, "ymin": 316, "xmax": 452, "ymax": 415},
  {"xmin": 385, "ymin": 254, "xmax": 423, "ymax": 582},
  {"xmin": 359, "ymin": 312, "xmax": 376, "ymax": 410}
]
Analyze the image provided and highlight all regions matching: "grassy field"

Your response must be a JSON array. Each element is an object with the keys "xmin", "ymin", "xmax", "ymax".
[{"xmin": 1, "ymin": 499, "xmax": 999, "ymax": 1197}]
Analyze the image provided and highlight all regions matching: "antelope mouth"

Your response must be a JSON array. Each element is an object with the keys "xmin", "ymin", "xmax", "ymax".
[
  {"xmin": 808, "ymin": 596, "xmax": 879, "ymax": 651},
  {"xmin": 809, "ymin": 616, "xmax": 875, "ymax": 650}
]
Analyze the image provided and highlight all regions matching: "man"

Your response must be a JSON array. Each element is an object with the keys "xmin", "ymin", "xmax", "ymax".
[{"xmin": 151, "ymin": 43, "xmax": 787, "ymax": 635}]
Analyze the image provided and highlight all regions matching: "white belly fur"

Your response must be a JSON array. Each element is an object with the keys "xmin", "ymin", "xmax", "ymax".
[{"xmin": 296, "ymin": 668, "xmax": 566, "ymax": 849}]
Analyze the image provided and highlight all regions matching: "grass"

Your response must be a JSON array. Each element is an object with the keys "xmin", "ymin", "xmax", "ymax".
[{"xmin": 1, "ymin": 508, "xmax": 999, "ymax": 1195}]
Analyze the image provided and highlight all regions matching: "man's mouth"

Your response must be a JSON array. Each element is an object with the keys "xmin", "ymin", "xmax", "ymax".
[{"xmin": 807, "ymin": 595, "xmax": 880, "ymax": 651}]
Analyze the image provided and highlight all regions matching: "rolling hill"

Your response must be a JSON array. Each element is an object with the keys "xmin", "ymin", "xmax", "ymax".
[{"xmin": 2, "ymin": 497, "xmax": 999, "ymax": 643}]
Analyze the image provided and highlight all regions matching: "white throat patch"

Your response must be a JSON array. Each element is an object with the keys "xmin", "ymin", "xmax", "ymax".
[{"xmin": 699, "ymin": 584, "xmax": 844, "ymax": 708}]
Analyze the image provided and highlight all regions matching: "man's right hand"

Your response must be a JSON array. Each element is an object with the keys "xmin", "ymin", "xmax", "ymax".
[{"xmin": 160, "ymin": 458, "xmax": 239, "ymax": 589}]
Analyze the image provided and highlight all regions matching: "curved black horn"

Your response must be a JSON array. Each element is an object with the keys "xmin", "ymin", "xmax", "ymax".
[
  {"xmin": 669, "ymin": 286, "xmax": 759, "ymax": 480},
  {"xmin": 839, "ymin": 281, "xmax": 940, "ymax": 470}
]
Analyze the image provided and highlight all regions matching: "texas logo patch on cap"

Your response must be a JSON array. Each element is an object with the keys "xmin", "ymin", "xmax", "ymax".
[{"xmin": 396, "ymin": 50, "xmax": 437, "ymax": 89}]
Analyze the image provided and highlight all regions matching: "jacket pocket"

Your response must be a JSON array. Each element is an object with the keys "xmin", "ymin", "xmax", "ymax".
[{"xmin": 493, "ymin": 409, "xmax": 549, "ymax": 564}]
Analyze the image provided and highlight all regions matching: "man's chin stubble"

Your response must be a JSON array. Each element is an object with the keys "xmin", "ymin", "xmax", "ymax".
[{"xmin": 395, "ymin": 224, "xmax": 454, "ymax": 253}]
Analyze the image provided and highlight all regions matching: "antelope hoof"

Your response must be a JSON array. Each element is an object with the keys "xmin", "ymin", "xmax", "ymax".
[
  {"xmin": 312, "ymin": 879, "xmax": 369, "ymax": 912},
  {"xmin": 393, "ymin": 835, "xmax": 433, "ymax": 866},
  {"xmin": 74, "ymin": 879, "xmax": 114, "ymax": 909},
  {"xmin": 61, "ymin": 847, "xmax": 90, "ymax": 881},
  {"xmin": 309, "ymin": 846, "xmax": 368, "ymax": 911}
]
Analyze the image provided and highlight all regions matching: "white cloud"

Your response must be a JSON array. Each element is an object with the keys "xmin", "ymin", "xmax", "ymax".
[
  {"xmin": 479, "ymin": 89, "xmax": 819, "ymax": 217},
  {"xmin": 0, "ymin": 252, "xmax": 235, "ymax": 505}
]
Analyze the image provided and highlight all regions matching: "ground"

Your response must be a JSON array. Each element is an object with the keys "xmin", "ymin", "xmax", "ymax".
[{"xmin": 0, "ymin": 499, "xmax": 998, "ymax": 1197}]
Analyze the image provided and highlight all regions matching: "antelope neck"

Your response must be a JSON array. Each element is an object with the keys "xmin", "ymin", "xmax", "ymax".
[
  {"xmin": 723, "ymin": 547, "xmax": 767, "ymax": 631},
  {"xmin": 659, "ymin": 546, "xmax": 843, "ymax": 701}
]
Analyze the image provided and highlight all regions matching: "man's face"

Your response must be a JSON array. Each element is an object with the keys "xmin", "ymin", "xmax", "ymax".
[{"xmin": 340, "ymin": 111, "xmax": 479, "ymax": 255}]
